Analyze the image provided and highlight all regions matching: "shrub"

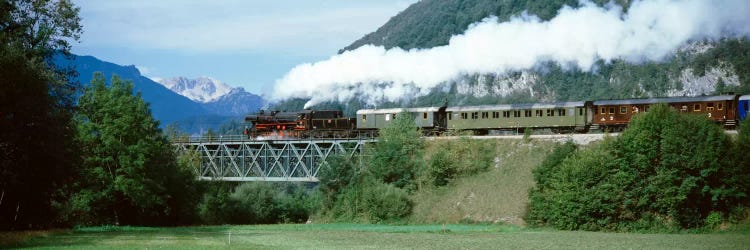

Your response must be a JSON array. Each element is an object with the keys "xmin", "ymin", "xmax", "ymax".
[
  {"xmin": 318, "ymin": 155, "xmax": 357, "ymax": 208},
  {"xmin": 525, "ymin": 141, "xmax": 578, "ymax": 225},
  {"xmin": 197, "ymin": 182, "xmax": 315, "ymax": 225},
  {"xmin": 197, "ymin": 182, "xmax": 233, "ymax": 225},
  {"xmin": 328, "ymin": 179, "xmax": 413, "ymax": 223},
  {"xmin": 428, "ymin": 149, "xmax": 455, "ymax": 186},
  {"xmin": 526, "ymin": 104, "xmax": 749, "ymax": 230},
  {"xmin": 704, "ymin": 211, "xmax": 723, "ymax": 230},
  {"xmin": 364, "ymin": 182, "xmax": 413, "ymax": 223},
  {"xmin": 523, "ymin": 127, "xmax": 532, "ymax": 142},
  {"xmin": 371, "ymin": 111, "xmax": 424, "ymax": 190}
]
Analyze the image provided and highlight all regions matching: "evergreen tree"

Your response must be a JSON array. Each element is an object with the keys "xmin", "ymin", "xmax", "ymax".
[
  {"xmin": 70, "ymin": 73, "xmax": 198, "ymax": 226},
  {"xmin": 0, "ymin": 0, "xmax": 81, "ymax": 229}
]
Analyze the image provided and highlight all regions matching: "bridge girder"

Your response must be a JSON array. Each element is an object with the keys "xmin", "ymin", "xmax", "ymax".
[{"xmin": 174, "ymin": 138, "xmax": 374, "ymax": 182}]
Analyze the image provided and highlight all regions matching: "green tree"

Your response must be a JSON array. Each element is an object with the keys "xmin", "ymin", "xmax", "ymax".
[
  {"xmin": 71, "ymin": 73, "xmax": 198, "ymax": 226},
  {"xmin": 318, "ymin": 155, "xmax": 357, "ymax": 208},
  {"xmin": 427, "ymin": 149, "xmax": 455, "ymax": 186},
  {"xmin": 371, "ymin": 111, "xmax": 424, "ymax": 190},
  {"xmin": 527, "ymin": 104, "xmax": 747, "ymax": 230},
  {"xmin": 0, "ymin": 0, "xmax": 82, "ymax": 229}
]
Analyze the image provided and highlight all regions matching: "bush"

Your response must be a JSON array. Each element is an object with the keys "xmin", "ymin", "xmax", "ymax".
[
  {"xmin": 371, "ymin": 111, "xmax": 424, "ymax": 190},
  {"xmin": 525, "ymin": 141, "xmax": 578, "ymax": 225},
  {"xmin": 428, "ymin": 149, "xmax": 455, "ymax": 186},
  {"xmin": 422, "ymin": 138, "xmax": 496, "ymax": 187},
  {"xmin": 316, "ymin": 111, "xmax": 421, "ymax": 222},
  {"xmin": 526, "ymin": 104, "xmax": 749, "ymax": 231},
  {"xmin": 318, "ymin": 155, "xmax": 357, "ymax": 208},
  {"xmin": 704, "ymin": 211, "xmax": 723, "ymax": 230},
  {"xmin": 197, "ymin": 183, "xmax": 233, "ymax": 225},
  {"xmin": 363, "ymin": 182, "xmax": 413, "ymax": 223},
  {"xmin": 196, "ymin": 182, "xmax": 315, "ymax": 225},
  {"xmin": 328, "ymin": 179, "xmax": 413, "ymax": 223}
]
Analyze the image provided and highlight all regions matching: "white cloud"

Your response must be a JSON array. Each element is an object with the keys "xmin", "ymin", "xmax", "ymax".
[
  {"xmin": 74, "ymin": 0, "xmax": 414, "ymax": 54},
  {"xmin": 272, "ymin": 0, "xmax": 750, "ymax": 108}
]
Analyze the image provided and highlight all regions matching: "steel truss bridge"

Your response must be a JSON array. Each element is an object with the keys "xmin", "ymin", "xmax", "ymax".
[{"xmin": 173, "ymin": 136, "xmax": 375, "ymax": 182}]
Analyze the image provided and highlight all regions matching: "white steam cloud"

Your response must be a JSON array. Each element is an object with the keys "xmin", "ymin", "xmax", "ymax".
[{"xmin": 273, "ymin": 0, "xmax": 750, "ymax": 108}]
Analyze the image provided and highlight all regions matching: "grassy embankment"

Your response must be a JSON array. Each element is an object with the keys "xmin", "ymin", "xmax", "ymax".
[{"xmin": 411, "ymin": 138, "xmax": 558, "ymax": 225}]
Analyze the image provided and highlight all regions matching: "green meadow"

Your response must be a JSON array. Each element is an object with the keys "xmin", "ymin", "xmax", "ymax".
[{"xmin": 3, "ymin": 223, "xmax": 749, "ymax": 249}]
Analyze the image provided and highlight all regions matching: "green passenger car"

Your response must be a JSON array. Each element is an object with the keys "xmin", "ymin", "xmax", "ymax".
[
  {"xmin": 356, "ymin": 106, "xmax": 447, "ymax": 130},
  {"xmin": 446, "ymin": 102, "xmax": 591, "ymax": 133}
]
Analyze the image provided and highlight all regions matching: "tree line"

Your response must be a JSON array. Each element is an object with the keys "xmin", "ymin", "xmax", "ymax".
[{"xmin": 526, "ymin": 104, "xmax": 750, "ymax": 231}]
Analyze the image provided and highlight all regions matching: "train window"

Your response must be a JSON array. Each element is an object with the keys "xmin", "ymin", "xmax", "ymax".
[
  {"xmin": 706, "ymin": 103, "xmax": 714, "ymax": 111},
  {"xmin": 492, "ymin": 112, "xmax": 500, "ymax": 118},
  {"xmin": 514, "ymin": 111, "xmax": 521, "ymax": 117},
  {"xmin": 609, "ymin": 107, "xmax": 615, "ymax": 114},
  {"xmin": 644, "ymin": 105, "xmax": 650, "ymax": 112},
  {"xmin": 448, "ymin": 112, "xmax": 453, "ymax": 120},
  {"xmin": 362, "ymin": 115, "xmax": 367, "ymax": 122},
  {"xmin": 558, "ymin": 109, "xmax": 566, "ymax": 116},
  {"xmin": 523, "ymin": 110, "xmax": 530, "ymax": 117},
  {"xmin": 423, "ymin": 112, "xmax": 428, "ymax": 119},
  {"xmin": 693, "ymin": 104, "xmax": 701, "ymax": 112},
  {"xmin": 503, "ymin": 111, "xmax": 510, "ymax": 118},
  {"xmin": 472, "ymin": 112, "xmax": 479, "ymax": 119},
  {"xmin": 579, "ymin": 108, "xmax": 584, "ymax": 116},
  {"xmin": 546, "ymin": 109, "xmax": 554, "ymax": 117},
  {"xmin": 600, "ymin": 107, "xmax": 606, "ymax": 114},
  {"xmin": 619, "ymin": 106, "xmax": 627, "ymax": 114},
  {"xmin": 482, "ymin": 112, "xmax": 489, "ymax": 119},
  {"xmin": 461, "ymin": 113, "xmax": 468, "ymax": 119},
  {"xmin": 718, "ymin": 103, "xmax": 724, "ymax": 110},
  {"xmin": 535, "ymin": 110, "xmax": 543, "ymax": 117}
]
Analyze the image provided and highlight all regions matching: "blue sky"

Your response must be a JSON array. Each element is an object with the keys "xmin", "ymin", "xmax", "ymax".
[{"xmin": 71, "ymin": 0, "xmax": 414, "ymax": 95}]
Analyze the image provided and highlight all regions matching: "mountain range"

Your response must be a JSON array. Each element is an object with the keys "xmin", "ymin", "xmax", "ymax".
[
  {"xmin": 157, "ymin": 77, "xmax": 265, "ymax": 117},
  {"xmin": 158, "ymin": 77, "xmax": 234, "ymax": 103},
  {"xmin": 55, "ymin": 55, "xmax": 265, "ymax": 134}
]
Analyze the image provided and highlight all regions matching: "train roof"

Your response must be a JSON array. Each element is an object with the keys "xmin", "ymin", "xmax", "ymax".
[
  {"xmin": 739, "ymin": 95, "xmax": 750, "ymax": 101},
  {"xmin": 446, "ymin": 101, "xmax": 586, "ymax": 112},
  {"xmin": 356, "ymin": 106, "xmax": 444, "ymax": 115},
  {"xmin": 593, "ymin": 95, "xmax": 736, "ymax": 106}
]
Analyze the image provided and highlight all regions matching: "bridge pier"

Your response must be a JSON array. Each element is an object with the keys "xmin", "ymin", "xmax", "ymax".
[{"xmin": 174, "ymin": 137, "xmax": 374, "ymax": 182}]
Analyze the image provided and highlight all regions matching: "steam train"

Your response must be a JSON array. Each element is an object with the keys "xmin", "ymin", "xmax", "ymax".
[{"xmin": 244, "ymin": 94, "xmax": 750, "ymax": 139}]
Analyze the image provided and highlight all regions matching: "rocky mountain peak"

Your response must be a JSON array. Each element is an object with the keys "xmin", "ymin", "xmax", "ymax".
[{"xmin": 158, "ymin": 76, "xmax": 233, "ymax": 103}]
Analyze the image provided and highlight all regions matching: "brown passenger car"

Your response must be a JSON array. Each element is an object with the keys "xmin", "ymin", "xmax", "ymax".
[{"xmin": 592, "ymin": 95, "xmax": 738, "ymax": 130}]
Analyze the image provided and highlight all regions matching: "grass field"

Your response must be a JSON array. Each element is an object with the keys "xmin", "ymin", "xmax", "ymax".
[{"xmin": 3, "ymin": 223, "xmax": 750, "ymax": 249}]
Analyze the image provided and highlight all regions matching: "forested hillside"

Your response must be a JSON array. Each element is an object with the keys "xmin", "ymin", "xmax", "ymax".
[
  {"xmin": 275, "ymin": 0, "xmax": 749, "ymax": 114},
  {"xmin": 342, "ymin": 0, "xmax": 629, "ymax": 52}
]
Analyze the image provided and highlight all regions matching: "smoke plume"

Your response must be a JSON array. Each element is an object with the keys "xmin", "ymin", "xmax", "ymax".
[{"xmin": 273, "ymin": 0, "xmax": 750, "ymax": 108}]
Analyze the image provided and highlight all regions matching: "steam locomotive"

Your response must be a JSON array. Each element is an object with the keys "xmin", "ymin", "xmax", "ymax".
[
  {"xmin": 245, "ymin": 94, "xmax": 750, "ymax": 139},
  {"xmin": 244, "ymin": 109, "xmax": 357, "ymax": 138}
]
